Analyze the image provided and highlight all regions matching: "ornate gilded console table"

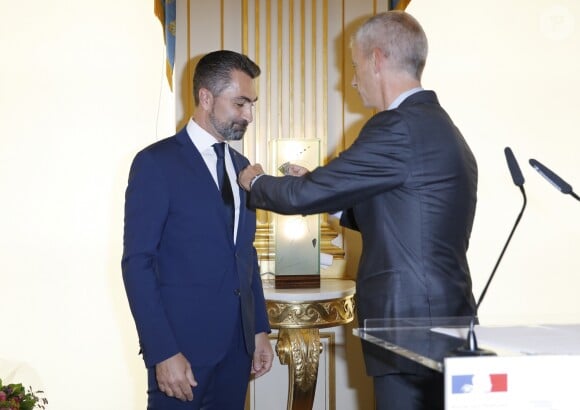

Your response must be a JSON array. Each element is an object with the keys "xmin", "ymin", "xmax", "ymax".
[{"xmin": 264, "ymin": 279, "xmax": 356, "ymax": 410}]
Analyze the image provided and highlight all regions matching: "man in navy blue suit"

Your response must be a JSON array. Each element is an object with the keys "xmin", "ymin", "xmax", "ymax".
[
  {"xmin": 122, "ymin": 50, "xmax": 274, "ymax": 409},
  {"xmin": 239, "ymin": 11, "xmax": 478, "ymax": 410}
]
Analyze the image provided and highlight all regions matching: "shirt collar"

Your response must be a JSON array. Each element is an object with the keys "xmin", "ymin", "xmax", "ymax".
[
  {"xmin": 186, "ymin": 117, "xmax": 221, "ymax": 153},
  {"xmin": 388, "ymin": 87, "xmax": 424, "ymax": 110}
]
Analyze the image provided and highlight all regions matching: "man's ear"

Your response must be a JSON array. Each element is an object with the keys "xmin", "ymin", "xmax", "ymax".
[
  {"xmin": 371, "ymin": 48, "xmax": 383, "ymax": 73},
  {"xmin": 198, "ymin": 88, "xmax": 214, "ymax": 111}
]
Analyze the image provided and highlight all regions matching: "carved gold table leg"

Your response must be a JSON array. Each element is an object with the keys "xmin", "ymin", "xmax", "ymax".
[
  {"xmin": 264, "ymin": 280, "xmax": 356, "ymax": 410},
  {"xmin": 276, "ymin": 328, "xmax": 323, "ymax": 410}
]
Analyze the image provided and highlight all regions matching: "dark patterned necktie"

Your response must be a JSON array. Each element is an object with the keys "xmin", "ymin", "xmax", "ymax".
[{"xmin": 213, "ymin": 142, "xmax": 235, "ymax": 236}]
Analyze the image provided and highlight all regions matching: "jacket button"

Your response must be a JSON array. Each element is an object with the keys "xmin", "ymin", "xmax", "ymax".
[{"xmin": 234, "ymin": 288, "xmax": 241, "ymax": 296}]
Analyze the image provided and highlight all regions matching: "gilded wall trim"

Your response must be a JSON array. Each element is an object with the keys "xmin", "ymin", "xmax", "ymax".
[{"xmin": 241, "ymin": 0, "xmax": 344, "ymax": 265}]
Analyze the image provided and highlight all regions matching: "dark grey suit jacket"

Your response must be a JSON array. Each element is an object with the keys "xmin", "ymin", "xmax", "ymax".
[{"xmin": 249, "ymin": 90, "xmax": 477, "ymax": 375}]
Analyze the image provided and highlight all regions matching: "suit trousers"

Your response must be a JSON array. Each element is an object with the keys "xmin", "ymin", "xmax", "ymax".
[
  {"xmin": 147, "ymin": 308, "xmax": 252, "ymax": 410},
  {"xmin": 374, "ymin": 372, "xmax": 443, "ymax": 410}
]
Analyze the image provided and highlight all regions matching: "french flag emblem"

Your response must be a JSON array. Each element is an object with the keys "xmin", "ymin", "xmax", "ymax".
[{"xmin": 452, "ymin": 373, "xmax": 508, "ymax": 394}]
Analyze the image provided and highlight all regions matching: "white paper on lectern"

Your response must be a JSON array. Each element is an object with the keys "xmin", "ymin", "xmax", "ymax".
[{"xmin": 432, "ymin": 324, "xmax": 580, "ymax": 355}]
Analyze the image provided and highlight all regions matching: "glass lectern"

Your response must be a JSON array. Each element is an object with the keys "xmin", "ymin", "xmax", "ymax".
[
  {"xmin": 353, "ymin": 316, "xmax": 476, "ymax": 372},
  {"xmin": 353, "ymin": 317, "xmax": 580, "ymax": 409}
]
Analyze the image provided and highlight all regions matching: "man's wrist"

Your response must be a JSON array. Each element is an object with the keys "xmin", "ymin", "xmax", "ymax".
[{"xmin": 249, "ymin": 174, "xmax": 263, "ymax": 190}]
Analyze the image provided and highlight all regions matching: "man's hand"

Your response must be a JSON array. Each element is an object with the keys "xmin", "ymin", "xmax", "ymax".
[
  {"xmin": 155, "ymin": 352, "xmax": 197, "ymax": 401},
  {"xmin": 238, "ymin": 164, "xmax": 265, "ymax": 191},
  {"xmin": 285, "ymin": 163, "xmax": 309, "ymax": 176},
  {"xmin": 251, "ymin": 332, "xmax": 274, "ymax": 378}
]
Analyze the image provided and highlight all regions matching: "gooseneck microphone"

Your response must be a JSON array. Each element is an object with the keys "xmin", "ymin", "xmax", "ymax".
[
  {"xmin": 452, "ymin": 147, "xmax": 527, "ymax": 356},
  {"xmin": 529, "ymin": 158, "xmax": 580, "ymax": 202},
  {"xmin": 478, "ymin": 147, "xmax": 527, "ymax": 307}
]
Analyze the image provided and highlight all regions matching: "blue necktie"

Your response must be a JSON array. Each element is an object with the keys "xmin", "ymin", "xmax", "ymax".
[{"xmin": 213, "ymin": 142, "xmax": 235, "ymax": 236}]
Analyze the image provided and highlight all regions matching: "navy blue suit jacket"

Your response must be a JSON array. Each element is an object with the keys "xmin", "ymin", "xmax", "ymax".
[
  {"xmin": 248, "ymin": 91, "xmax": 477, "ymax": 375},
  {"xmin": 122, "ymin": 127, "xmax": 270, "ymax": 369}
]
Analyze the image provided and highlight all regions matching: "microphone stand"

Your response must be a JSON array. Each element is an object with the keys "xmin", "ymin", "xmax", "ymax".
[
  {"xmin": 451, "ymin": 149, "xmax": 527, "ymax": 356},
  {"xmin": 478, "ymin": 184, "xmax": 527, "ymax": 317}
]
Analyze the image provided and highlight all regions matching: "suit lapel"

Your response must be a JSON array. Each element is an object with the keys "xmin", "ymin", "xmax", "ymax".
[{"xmin": 175, "ymin": 128, "xmax": 236, "ymax": 246}]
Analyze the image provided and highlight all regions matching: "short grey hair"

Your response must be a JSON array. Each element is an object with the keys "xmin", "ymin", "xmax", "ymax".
[{"xmin": 352, "ymin": 11, "xmax": 428, "ymax": 80}]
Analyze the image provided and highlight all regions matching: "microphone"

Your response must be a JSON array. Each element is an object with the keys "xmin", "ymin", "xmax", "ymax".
[
  {"xmin": 451, "ymin": 147, "xmax": 527, "ymax": 356},
  {"xmin": 506, "ymin": 146, "xmax": 525, "ymax": 187},
  {"xmin": 529, "ymin": 158, "xmax": 580, "ymax": 201}
]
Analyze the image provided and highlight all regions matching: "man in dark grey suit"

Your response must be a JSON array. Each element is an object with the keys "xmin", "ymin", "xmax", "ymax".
[{"xmin": 239, "ymin": 11, "xmax": 477, "ymax": 410}]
